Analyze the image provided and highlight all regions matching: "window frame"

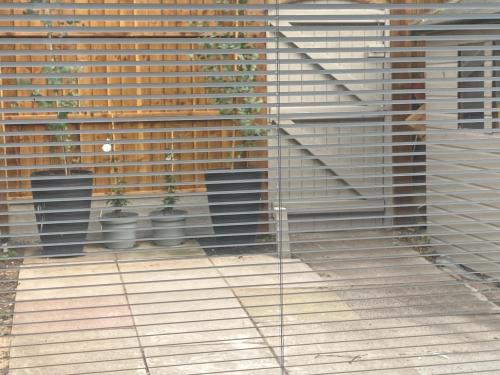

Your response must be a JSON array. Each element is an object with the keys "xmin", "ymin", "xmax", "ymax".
[{"xmin": 457, "ymin": 41, "xmax": 499, "ymax": 130}]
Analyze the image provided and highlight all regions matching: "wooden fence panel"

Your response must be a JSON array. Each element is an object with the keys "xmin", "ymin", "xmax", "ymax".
[
  {"xmin": 0, "ymin": 1, "xmax": 268, "ymax": 201},
  {"xmin": 5, "ymin": 118, "xmax": 243, "ymax": 198}
]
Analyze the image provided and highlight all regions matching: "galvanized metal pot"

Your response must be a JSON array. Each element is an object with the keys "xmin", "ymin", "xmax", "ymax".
[
  {"xmin": 149, "ymin": 209, "xmax": 186, "ymax": 246},
  {"xmin": 100, "ymin": 211, "xmax": 139, "ymax": 249}
]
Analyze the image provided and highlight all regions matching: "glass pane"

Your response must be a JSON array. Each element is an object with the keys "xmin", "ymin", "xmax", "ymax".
[{"xmin": 458, "ymin": 48, "xmax": 485, "ymax": 129}]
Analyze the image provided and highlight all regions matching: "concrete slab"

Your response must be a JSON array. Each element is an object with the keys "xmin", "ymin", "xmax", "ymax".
[
  {"xmin": 118, "ymin": 252, "xmax": 283, "ymax": 374},
  {"xmin": 209, "ymin": 256, "xmax": 362, "ymax": 375},
  {"xmin": 148, "ymin": 363, "xmax": 282, "ymax": 374},
  {"xmin": 143, "ymin": 335, "xmax": 275, "ymax": 375},
  {"xmin": 242, "ymin": 289, "xmax": 354, "ymax": 323},
  {"xmin": 211, "ymin": 255, "xmax": 327, "ymax": 289},
  {"xmin": 12, "ymin": 297, "xmax": 133, "ymax": 335},
  {"xmin": 9, "ymin": 329, "xmax": 145, "ymax": 375},
  {"xmin": 8, "ymin": 233, "xmax": 500, "ymax": 375},
  {"xmin": 115, "ymin": 240, "xmax": 205, "ymax": 262},
  {"xmin": 8, "ymin": 358, "xmax": 147, "ymax": 375},
  {"xmin": 24, "ymin": 250, "xmax": 117, "ymax": 265},
  {"xmin": 149, "ymin": 367, "xmax": 282, "ymax": 375},
  {"xmin": 9, "ymin": 254, "xmax": 147, "ymax": 375},
  {"xmin": 16, "ymin": 262, "xmax": 123, "ymax": 301},
  {"xmin": 9, "ymin": 348, "xmax": 144, "ymax": 374},
  {"xmin": 119, "ymin": 257, "xmax": 227, "ymax": 297},
  {"xmin": 118, "ymin": 256, "xmax": 219, "ymax": 281}
]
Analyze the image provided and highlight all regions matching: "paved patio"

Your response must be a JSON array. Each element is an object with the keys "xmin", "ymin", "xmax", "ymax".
[{"xmin": 6, "ymin": 234, "xmax": 500, "ymax": 375}]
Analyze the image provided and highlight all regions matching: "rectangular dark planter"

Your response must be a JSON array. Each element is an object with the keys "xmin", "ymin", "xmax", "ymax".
[
  {"xmin": 31, "ymin": 169, "xmax": 93, "ymax": 256},
  {"xmin": 204, "ymin": 170, "xmax": 263, "ymax": 246}
]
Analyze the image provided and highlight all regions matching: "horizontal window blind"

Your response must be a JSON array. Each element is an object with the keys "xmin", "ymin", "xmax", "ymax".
[{"xmin": 1, "ymin": 1, "xmax": 500, "ymax": 375}]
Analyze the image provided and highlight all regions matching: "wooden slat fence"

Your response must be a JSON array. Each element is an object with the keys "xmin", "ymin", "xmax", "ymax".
[{"xmin": 0, "ymin": 0, "xmax": 268, "ymax": 200}]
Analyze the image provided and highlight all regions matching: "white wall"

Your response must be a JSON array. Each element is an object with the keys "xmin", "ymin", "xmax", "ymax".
[{"xmin": 267, "ymin": 1, "xmax": 387, "ymax": 228}]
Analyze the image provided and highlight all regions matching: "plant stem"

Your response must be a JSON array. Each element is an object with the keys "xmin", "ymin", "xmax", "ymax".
[
  {"xmin": 230, "ymin": 7, "xmax": 240, "ymax": 169},
  {"xmin": 111, "ymin": 114, "xmax": 118, "ymax": 191}
]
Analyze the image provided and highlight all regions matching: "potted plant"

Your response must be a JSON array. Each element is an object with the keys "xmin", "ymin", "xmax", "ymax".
[
  {"xmin": 100, "ymin": 176, "xmax": 139, "ymax": 249},
  {"xmin": 149, "ymin": 170, "xmax": 186, "ymax": 246},
  {"xmin": 31, "ymin": 169, "xmax": 93, "ymax": 257},
  {"xmin": 24, "ymin": 4, "xmax": 93, "ymax": 256},
  {"xmin": 195, "ymin": 3, "xmax": 266, "ymax": 246}
]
